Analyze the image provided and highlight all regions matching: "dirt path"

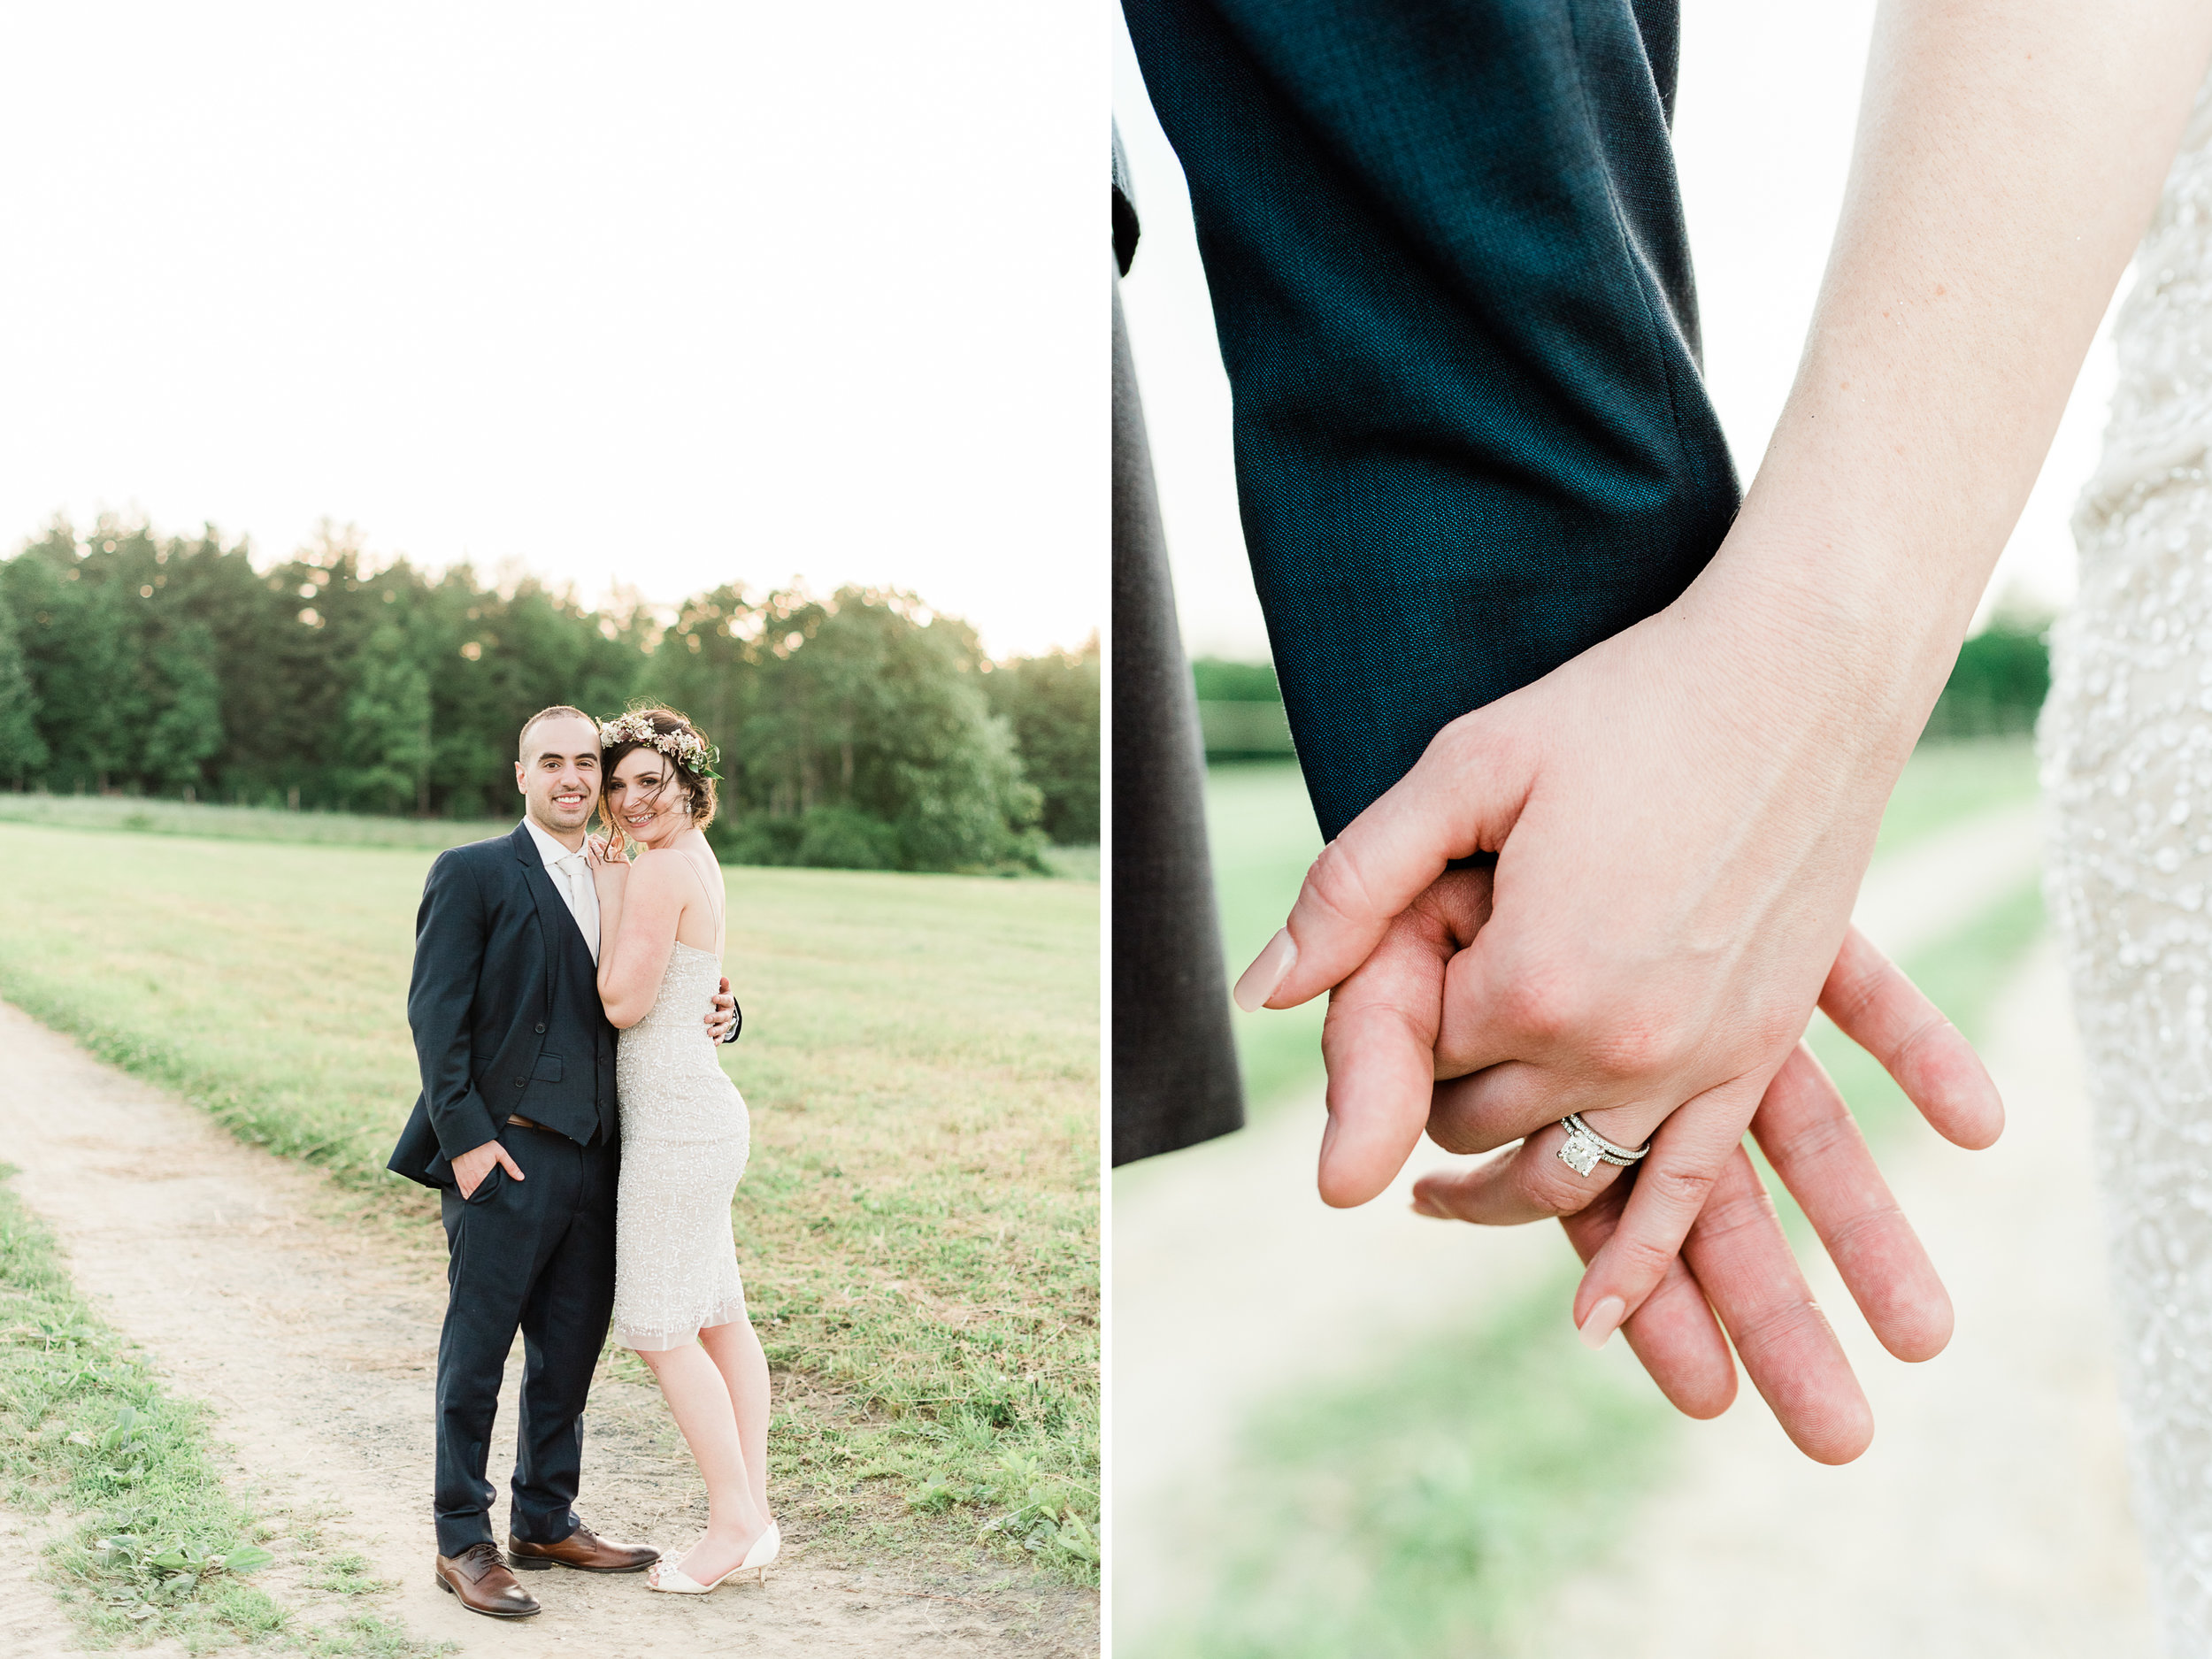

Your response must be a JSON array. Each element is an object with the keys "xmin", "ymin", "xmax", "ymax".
[
  {"xmin": 1110, "ymin": 801, "xmax": 2053, "ymax": 1638},
  {"xmin": 0, "ymin": 1002, "xmax": 1091, "ymax": 1657}
]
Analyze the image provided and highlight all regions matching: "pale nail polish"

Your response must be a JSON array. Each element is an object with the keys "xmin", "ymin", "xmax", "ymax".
[
  {"xmin": 1233, "ymin": 927, "xmax": 1298, "ymax": 1011},
  {"xmin": 1409, "ymin": 1195, "xmax": 1445, "ymax": 1220},
  {"xmin": 1578, "ymin": 1295, "xmax": 1627, "ymax": 1351}
]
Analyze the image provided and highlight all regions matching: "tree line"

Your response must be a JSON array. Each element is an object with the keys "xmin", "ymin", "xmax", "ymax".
[
  {"xmin": 1193, "ymin": 624, "xmax": 2055, "ymax": 745},
  {"xmin": 0, "ymin": 518, "xmax": 1098, "ymax": 872}
]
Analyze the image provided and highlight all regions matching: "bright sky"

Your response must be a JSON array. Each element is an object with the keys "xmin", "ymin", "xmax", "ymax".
[
  {"xmin": 1114, "ymin": 0, "xmax": 2114, "ymax": 660},
  {"xmin": 0, "ymin": 3, "xmax": 1102, "ymax": 660}
]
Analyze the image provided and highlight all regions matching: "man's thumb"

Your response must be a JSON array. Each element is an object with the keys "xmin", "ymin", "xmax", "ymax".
[{"xmin": 1234, "ymin": 720, "xmax": 1531, "ymax": 1010}]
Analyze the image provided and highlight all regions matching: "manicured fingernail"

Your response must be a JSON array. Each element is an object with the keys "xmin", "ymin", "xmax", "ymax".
[
  {"xmin": 1233, "ymin": 928, "xmax": 1297, "ymax": 1011},
  {"xmin": 1578, "ymin": 1295, "xmax": 1626, "ymax": 1350},
  {"xmin": 1409, "ymin": 1195, "xmax": 1445, "ymax": 1220}
]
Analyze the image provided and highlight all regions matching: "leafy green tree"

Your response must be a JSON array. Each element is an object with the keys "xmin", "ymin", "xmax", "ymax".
[
  {"xmin": 342, "ymin": 619, "xmax": 434, "ymax": 813},
  {"xmin": 1, "ymin": 523, "xmax": 138, "ymax": 791},
  {"xmin": 985, "ymin": 638, "xmax": 1100, "ymax": 843},
  {"xmin": 0, "ymin": 581, "xmax": 48, "ymax": 786},
  {"xmin": 733, "ymin": 589, "xmax": 1042, "ymax": 871},
  {"xmin": 143, "ymin": 619, "xmax": 224, "ymax": 793},
  {"xmin": 0, "ymin": 518, "xmax": 1092, "ymax": 871},
  {"xmin": 1923, "ymin": 622, "xmax": 2051, "ymax": 740}
]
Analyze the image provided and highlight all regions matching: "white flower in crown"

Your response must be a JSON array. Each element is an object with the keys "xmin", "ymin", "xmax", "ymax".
[
  {"xmin": 597, "ymin": 711, "xmax": 656, "ymax": 747},
  {"xmin": 599, "ymin": 711, "xmax": 710, "ymax": 769}
]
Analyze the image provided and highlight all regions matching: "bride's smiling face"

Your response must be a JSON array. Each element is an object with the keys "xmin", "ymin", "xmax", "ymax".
[{"xmin": 604, "ymin": 748, "xmax": 691, "ymax": 849}]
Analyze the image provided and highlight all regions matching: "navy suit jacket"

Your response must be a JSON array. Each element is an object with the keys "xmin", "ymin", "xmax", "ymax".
[
  {"xmin": 1125, "ymin": 0, "xmax": 1741, "ymax": 840},
  {"xmin": 388, "ymin": 824, "xmax": 618, "ymax": 1189}
]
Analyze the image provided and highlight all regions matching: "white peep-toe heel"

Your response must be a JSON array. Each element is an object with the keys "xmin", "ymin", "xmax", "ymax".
[{"xmin": 645, "ymin": 1522, "xmax": 780, "ymax": 1594}]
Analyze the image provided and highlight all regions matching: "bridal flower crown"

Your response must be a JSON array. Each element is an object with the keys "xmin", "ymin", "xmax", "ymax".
[{"xmin": 599, "ymin": 711, "xmax": 723, "ymax": 783}]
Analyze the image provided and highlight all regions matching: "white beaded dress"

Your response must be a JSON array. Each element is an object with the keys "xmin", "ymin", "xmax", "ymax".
[
  {"xmin": 2043, "ymin": 76, "xmax": 2212, "ymax": 1656},
  {"xmin": 609, "ymin": 941, "xmax": 752, "ymax": 1352}
]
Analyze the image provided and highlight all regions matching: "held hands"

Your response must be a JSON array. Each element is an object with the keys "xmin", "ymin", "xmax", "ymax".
[
  {"xmin": 449, "ymin": 1137, "xmax": 524, "ymax": 1200},
  {"xmin": 1238, "ymin": 604, "xmax": 2004, "ymax": 1460}
]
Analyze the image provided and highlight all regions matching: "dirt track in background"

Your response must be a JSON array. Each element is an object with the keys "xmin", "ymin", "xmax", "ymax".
[{"xmin": 0, "ymin": 1001, "xmax": 1093, "ymax": 1657}]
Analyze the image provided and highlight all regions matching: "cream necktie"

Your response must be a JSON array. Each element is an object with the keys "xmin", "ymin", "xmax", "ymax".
[{"xmin": 556, "ymin": 851, "xmax": 600, "ymax": 963}]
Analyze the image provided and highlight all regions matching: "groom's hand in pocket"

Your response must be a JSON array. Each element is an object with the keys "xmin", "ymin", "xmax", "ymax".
[{"xmin": 450, "ymin": 1138, "xmax": 524, "ymax": 1200}]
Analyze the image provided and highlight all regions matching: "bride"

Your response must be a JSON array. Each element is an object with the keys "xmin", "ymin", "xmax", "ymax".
[
  {"xmin": 2046, "ymin": 75, "xmax": 2212, "ymax": 1654},
  {"xmin": 586, "ymin": 705, "xmax": 778, "ymax": 1595}
]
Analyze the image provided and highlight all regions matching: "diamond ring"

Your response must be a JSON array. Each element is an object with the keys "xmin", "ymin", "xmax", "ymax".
[{"xmin": 1555, "ymin": 1112, "xmax": 1652, "ymax": 1178}]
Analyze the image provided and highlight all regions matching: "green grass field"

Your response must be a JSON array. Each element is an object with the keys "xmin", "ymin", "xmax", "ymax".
[
  {"xmin": 0, "ymin": 823, "xmax": 1099, "ymax": 1580},
  {"xmin": 0, "ymin": 792, "xmax": 1103, "ymax": 882},
  {"xmin": 1209, "ymin": 737, "xmax": 2042, "ymax": 1118}
]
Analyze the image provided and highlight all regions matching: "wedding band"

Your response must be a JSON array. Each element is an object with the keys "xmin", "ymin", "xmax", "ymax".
[{"xmin": 1555, "ymin": 1112, "xmax": 1652, "ymax": 1178}]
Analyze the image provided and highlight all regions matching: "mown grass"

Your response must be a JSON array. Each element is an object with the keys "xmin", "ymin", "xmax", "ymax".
[
  {"xmin": 0, "ymin": 1168, "xmax": 445, "ymax": 1655},
  {"xmin": 0, "ymin": 792, "xmax": 1102, "ymax": 882},
  {"xmin": 0, "ymin": 792, "xmax": 501, "ymax": 850},
  {"xmin": 0, "ymin": 824, "xmax": 1099, "ymax": 1580},
  {"xmin": 1210, "ymin": 736, "xmax": 2041, "ymax": 1118},
  {"xmin": 1149, "ymin": 745, "xmax": 2047, "ymax": 1655},
  {"xmin": 0, "ymin": 1164, "xmax": 288, "ymax": 1647}
]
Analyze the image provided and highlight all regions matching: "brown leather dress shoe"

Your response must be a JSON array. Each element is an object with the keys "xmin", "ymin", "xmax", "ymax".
[
  {"xmin": 507, "ymin": 1521, "xmax": 659, "ymax": 1574},
  {"xmin": 435, "ymin": 1540, "xmax": 541, "ymax": 1618}
]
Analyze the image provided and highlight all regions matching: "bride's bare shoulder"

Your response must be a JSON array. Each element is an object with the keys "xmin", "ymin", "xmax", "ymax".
[{"xmin": 624, "ymin": 847, "xmax": 686, "ymax": 885}]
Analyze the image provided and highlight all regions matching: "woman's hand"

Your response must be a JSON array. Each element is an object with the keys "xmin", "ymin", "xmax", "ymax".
[{"xmin": 586, "ymin": 833, "xmax": 630, "ymax": 894}]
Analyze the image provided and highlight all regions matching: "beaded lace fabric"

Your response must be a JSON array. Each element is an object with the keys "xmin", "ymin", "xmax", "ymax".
[
  {"xmin": 2044, "ymin": 78, "xmax": 2212, "ymax": 1656},
  {"xmin": 609, "ymin": 941, "xmax": 751, "ymax": 1352}
]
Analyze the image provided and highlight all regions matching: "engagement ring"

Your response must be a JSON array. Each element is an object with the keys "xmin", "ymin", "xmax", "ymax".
[{"xmin": 1555, "ymin": 1112, "xmax": 1652, "ymax": 1178}]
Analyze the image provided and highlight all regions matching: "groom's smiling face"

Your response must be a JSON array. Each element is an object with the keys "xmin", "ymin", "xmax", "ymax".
[{"xmin": 514, "ymin": 713, "xmax": 603, "ymax": 840}]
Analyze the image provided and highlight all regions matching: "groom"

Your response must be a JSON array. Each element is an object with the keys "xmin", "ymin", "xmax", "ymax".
[{"xmin": 388, "ymin": 704, "xmax": 736, "ymax": 1617}]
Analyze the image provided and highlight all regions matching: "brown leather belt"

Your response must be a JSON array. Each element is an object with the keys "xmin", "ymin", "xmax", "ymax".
[{"xmin": 506, "ymin": 1113, "xmax": 550, "ymax": 1132}]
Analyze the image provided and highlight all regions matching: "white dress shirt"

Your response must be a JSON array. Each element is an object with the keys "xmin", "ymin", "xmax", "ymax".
[{"xmin": 521, "ymin": 816, "xmax": 601, "ymax": 964}]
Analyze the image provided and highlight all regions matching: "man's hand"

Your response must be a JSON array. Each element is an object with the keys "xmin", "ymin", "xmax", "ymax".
[
  {"xmin": 449, "ymin": 1137, "xmax": 524, "ymax": 1200},
  {"xmin": 704, "ymin": 977, "xmax": 738, "ymax": 1042}
]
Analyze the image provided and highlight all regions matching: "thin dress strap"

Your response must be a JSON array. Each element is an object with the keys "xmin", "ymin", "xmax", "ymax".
[{"xmin": 675, "ymin": 843, "xmax": 726, "ymax": 954}]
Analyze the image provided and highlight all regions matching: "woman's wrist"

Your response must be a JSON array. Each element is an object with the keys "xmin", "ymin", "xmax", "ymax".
[{"xmin": 1686, "ymin": 465, "xmax": 1992, "ymax": 771}]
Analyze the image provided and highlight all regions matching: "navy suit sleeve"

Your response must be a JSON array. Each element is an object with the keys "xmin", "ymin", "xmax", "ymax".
[
  {"xmin": 1125, "ymin": 0, "xmax": 1741, "ymax": 840},
  {"xmin": 408, "ymin": 849, "xmax": 502, "ymax": 1161}
]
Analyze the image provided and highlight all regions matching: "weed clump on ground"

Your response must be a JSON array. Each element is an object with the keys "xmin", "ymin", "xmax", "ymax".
[
  {"xmin": 0, "ymin": 1164, "xmax": 285, "ymax": 1645},
  {"xmin": 0, "ymin": 1169, "xmax": 451, "ymax": 1654}
]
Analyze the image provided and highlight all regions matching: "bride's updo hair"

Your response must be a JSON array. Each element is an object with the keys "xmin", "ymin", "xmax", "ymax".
[{"xmin": 596, "ymin": 704, "xmax": 720, "ymax": 836}]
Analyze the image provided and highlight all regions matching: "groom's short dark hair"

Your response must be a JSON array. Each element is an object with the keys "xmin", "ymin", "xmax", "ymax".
[{"xmin": 518, "ymin": 705, "xmax": 595, "ymax": 761}]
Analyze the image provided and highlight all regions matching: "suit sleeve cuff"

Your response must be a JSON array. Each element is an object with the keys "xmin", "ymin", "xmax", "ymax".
[{"xmin": 430, "ymin": 1090, "xmax": 503, "ymax": 1162}]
